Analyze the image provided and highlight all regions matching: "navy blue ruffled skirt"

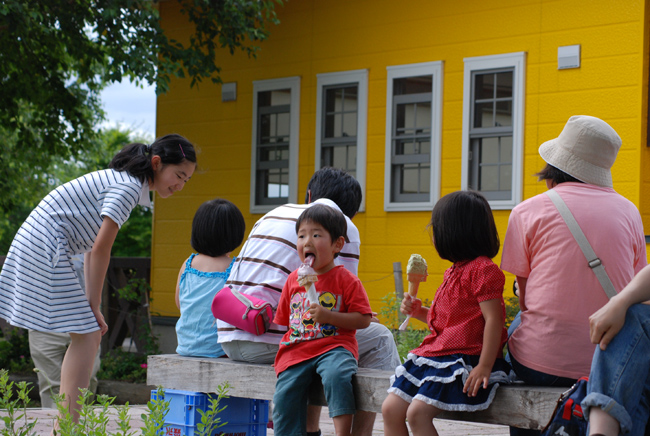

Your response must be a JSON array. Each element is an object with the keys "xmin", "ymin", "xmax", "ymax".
[{"xmin": 387, "ymin": 353, "xmax": 514, "ymax": 412}]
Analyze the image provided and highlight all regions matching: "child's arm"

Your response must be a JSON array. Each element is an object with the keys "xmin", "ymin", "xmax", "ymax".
[
  {"xmin": 174, "ymin": 260, "xmax": 187, "ymax": 310},
  {"xmin": 309, "ymin": 304, "xmax": 371, "ymax": 330},
  {"xmin": 85, "ymin": 217, "xmax": 120, "ymax": 336},
  {"xmin": 590, "ymin": 263, "xmax": 650, "ymax": 350},
  {"xmin": 463, "ymin": 298, "xmax": 503, "ymax": 397},
  {"xmin": 401, "ymin": 295, "xmax": 429, "ymax": 323}
]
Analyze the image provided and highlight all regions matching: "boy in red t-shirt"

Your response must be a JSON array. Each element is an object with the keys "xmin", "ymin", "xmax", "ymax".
[{"xmin": 273, "ymin": 204, "xmax": 372, "ymax": 436}]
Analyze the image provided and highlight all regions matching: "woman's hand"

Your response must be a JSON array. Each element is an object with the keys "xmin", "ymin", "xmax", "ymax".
[
  {"xmin": 589, "ymin": 297, "xmax": 628, "ymax": 350},
  {"xmin": 400, "ymin": 294, "xmax": 422, "ymax": 316},
  {"xmin": 463, "ymin": 363, "xmax": 491, "ymax": 397}
]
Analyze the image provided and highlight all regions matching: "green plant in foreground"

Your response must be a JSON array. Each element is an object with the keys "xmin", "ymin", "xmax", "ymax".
[
  {"xmin": 196, "ymin": 383, "xmax": 230, "ymax": 436},
  {"xmin": 0, "ymin": 369, "xmax": 230, "ymax": 436},
  {"xmin": 0, "ymin": 369, "xmax": 37, "ymax": 436},
  {"xmin": 379, "ymin": 293, "xmax": 429, "ymax": 362}
]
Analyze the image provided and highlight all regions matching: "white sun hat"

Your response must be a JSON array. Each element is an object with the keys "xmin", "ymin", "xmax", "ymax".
[{"xmin": 538, "ymin": 115, "xmax": 622, "ymax": 188}]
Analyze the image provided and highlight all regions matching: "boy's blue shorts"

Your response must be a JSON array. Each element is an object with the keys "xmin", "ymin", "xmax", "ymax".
[{"xmin": 273, "ymin": 347, "xmax": 358, "ymax": 436}]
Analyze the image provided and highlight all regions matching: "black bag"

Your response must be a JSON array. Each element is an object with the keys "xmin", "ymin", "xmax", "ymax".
[{"xmin": 541, "ymin": 377, "xmax": 588, "ymax": 436}]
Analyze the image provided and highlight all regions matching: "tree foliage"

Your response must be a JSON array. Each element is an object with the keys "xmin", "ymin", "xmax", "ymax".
[
  {"xmin": 0, "ymin": 0, "xmax": 282, "ymax": 216},
  {"xmin": 0, "ymin": 127, "xmax": 154, "ymax": 256}
]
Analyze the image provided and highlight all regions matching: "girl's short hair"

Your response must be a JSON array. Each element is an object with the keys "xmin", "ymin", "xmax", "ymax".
[
  {"xmin": 428, "ymin": 191, "xmax": 500, "ymax": 263},
  {"xmin": 109, "ymin": 134, "xmax": 197, "ymax": 183},
  {"xmin": 191, "ymin": 199, "xmax": 245, "ymax": 257},
  {"xmin": 295, "ymin": 204, "xmax": 347, "ymax": 257},
  {"xmin": 535, "ymin": 163, "xmax": 583, "ymax": 185}
]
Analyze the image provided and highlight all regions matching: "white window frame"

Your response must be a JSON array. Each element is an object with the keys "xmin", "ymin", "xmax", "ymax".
[
  {"xmin": 461, "ymin": 52, "xmax": 525, "ymax": 210},
  {"xmin": 315, "ymin": 69, "xmax": 368, "ymax": 212},
  {"xmin": 250, "ymin": 76, "xmax": 301, "ymax": 214},
  {"xmin": 384, "ymin": 61, "xmax": 443, "ymax": 212}
]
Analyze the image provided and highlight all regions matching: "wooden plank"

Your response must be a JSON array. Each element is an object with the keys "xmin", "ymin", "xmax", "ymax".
[{"xmin": 147, "ymin": 354, "xmax": 560, "ymax": 429}]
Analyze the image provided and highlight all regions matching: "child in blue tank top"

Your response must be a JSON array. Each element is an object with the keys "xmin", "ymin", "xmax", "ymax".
[{"xmin": 175, "ymin": 198, "xmax": 245, "ymax": 358}]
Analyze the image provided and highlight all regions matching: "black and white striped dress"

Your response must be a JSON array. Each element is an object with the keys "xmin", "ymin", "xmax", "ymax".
[{"xmin": 0, "ymin": 169, "xmax": 150, "ymax": 334}]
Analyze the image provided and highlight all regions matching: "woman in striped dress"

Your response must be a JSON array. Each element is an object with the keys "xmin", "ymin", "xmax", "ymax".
[{"xmin": 0, "ymin": 133, "xmax": 197, "ymax": 422}]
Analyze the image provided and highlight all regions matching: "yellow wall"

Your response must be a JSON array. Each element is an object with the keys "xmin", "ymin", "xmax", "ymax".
[{"xmin": 152, "ymin": 0, "xmax": 649, "ymax": 318}]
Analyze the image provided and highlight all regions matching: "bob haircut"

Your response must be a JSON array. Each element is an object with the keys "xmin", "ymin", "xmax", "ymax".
[
  {"xmin": 535, "ymin": 163, "xmax": 583, "ymax": 185},
  {"xmin": 295, "ymin": 204, "xmax": 347, "ymax": 258},
  {"xmin": 191, "ymin": 199, "xmax": 245, "ymax": 258},
  {"xmin": 428, "ymin": 190, "xmax": 500, "ymax": 263},
  {"xmin": 109, "ymin": 133, "xmax": 197, "ymax": 183},
  {"xmin": 305, "ymin": 167, "xmax": 362, "ymax": 219}
]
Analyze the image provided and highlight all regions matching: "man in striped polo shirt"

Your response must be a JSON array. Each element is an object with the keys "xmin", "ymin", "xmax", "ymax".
[{"xmin": 217, "ymin": 167, "xmax": 400, "ymax": 436}]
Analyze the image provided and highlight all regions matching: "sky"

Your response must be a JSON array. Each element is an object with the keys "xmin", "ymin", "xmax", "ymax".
[{"xmin": 100, "ymin": 80, "xmax": 157, "ymax": 141}]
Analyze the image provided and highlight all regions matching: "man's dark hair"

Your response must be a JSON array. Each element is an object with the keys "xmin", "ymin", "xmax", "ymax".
[
  {"xmin": 535, "ymin": 163, "xmax": 584, "ymax": 185},
  {"xmin": 296, "ymin": 204, "xmax": 347, "ymax": 257},
  {"xmin": 428, "ymin": 191, "xmax": 500, "ymax": 263},
  {"xmin": 191, "ymin": 198, "xmax": 245, "ymax": 257},
  {"xmin": 305, "ymin": 167, "xmax": 362, "ymax": 219}
]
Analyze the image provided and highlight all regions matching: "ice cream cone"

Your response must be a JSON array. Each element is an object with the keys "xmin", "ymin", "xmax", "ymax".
[
  {"xmin": 407, "ymin": 273, "xmax": 427, "ymax": 296},
  {"xmin": 400, "ymin": 254, "xmax": 428, "ymax": 331}
]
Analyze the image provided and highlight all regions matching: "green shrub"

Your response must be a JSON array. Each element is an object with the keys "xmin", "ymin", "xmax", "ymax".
[
  {"xmin": 0, "ymin": 329, "xmax": 34, "ymax": 375},
  {"xmin": 0, "ymin": 369, "xmax": 229, "ymax": 436}
]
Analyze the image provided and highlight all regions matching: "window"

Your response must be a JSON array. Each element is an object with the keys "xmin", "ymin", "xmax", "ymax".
[
  {"xmin": 384, "ymin": 62, "xmax": 443, "ymax": 211},
  {"xmin": 251, "ymin": 77, "xmax": 300, "ymax": 213},
  {"xmin": 315, "ymin": 70, "xmax": 367, "ymax": 210},
  {"xmin": 462, "ymin": 52, "xmax": 525, "ymax": 209}
]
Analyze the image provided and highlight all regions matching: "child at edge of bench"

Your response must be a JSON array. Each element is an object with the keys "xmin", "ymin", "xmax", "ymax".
[
  {"xmin": 175, "ymin": 198, "xmax": 245, "ymax": 358},
  {"xmin": 272, "ymin": 204, "xmax": 372, "ymax": 436},
  {"xmin": 382, "ymin": 190, "xmax": 513, "ymax": 436}
]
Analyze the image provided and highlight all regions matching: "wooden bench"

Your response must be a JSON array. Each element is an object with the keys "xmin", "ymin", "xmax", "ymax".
[{"xmin": 147, "ymin": 354, "xmax": 563, "ymax": 430}]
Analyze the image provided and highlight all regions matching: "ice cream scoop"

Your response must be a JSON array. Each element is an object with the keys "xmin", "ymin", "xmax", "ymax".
[
  {"xmin": 399, "ymin": 254, "xmax": 428, "ymax": 330},
  {"xmin": 298, "ymin": 256, "xmax": 319, "ymax": 305}
]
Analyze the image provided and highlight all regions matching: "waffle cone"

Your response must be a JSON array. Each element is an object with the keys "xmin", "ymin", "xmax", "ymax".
[{"xmin": 407, "ymin": 281, "xmax": 421, "ymax": 297}]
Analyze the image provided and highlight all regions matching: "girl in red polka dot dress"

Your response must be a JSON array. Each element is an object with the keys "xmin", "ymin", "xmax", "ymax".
[{"xmin": 382, "ymin": 191, "xmax": 512, "ymax": 436}]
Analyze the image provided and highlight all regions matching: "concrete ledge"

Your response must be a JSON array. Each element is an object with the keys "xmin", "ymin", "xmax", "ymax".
[{"xmin": 147, "ymin": 354, "xmax": 562, "ymax": 429}]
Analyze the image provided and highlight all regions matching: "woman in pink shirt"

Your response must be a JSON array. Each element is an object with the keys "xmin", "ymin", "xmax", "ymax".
[{"xmin": 501, "ymin": 116, "xmax": 646, "ymax": 435}]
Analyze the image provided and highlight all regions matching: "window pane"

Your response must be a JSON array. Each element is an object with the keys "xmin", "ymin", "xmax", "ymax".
[
  {"xmin": 475, "ymin": 73, "xmax": 494, "ymax": 100},
  {"xmin": 259, "ymin": 89, "xmax": 291, "ymax": 108},
  {"xmin": 342, "ymin": 112, "xmax": 357, "ymax": 137},
  {"xmin": 394, "ymin": 76, "xmax": 432, "ymax": 95},
  {"xmin": 480, "ymin": 165, "xmax": 499, "ymax": 191},
  {"xmin": 501, "ymin": 136, "xmax": 513, "ymax": 162},
  {"xmin": 481, "ymin": 137, "xmax": 500, "ymax": 164},
  {"xmin": 474, "ymin": 102, "xmax": 493, "ymax": 128},
  {"xmin": 500, "ymin": 165, "xmax": 512, "ymax": 191},
  {"xmin": 395, "ymin": 139, "xmax": 430, "ymax": 156},
  {"xmin": 260, "ymin": 113, "xmax": 290, "ymax": 144},
  {"xmin": 496, "ymin": 72, "xmax": 513, "ymax": 98},
  {"xmin": 324, "ymin": 85, "xmax": 358, "ymax": 139},
  {"xmin": 401, "ymin": 163, "xmax": 430, "ymax": 194},
  {"xmin": 495, "ymin": 100, "xmax": 512, "ymax": 127},
  {"xmin": 396, "ymin": 102, "xmax": 431, "ymax": 133},
  {"xmin": 260, "ymin": 145, "xmax": 288, "ymax": 162},
  {"xmin": 322, "ymin": 144, "xmax": 357, "ymax": 175},
  {"xmin": 266, "ymin": 168, "xmax": 289, "ymax": 198}
]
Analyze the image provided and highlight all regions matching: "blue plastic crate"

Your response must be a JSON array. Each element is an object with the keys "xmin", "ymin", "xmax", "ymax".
[{"xmin": 151, "ymin": 389, "xmax": 268, "ymax": 436}]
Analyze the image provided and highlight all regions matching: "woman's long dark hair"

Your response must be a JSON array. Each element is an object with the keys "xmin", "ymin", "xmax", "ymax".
[{"xmin": 109, "ymin": 134, "xmax": 197, "ymax": 182}]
